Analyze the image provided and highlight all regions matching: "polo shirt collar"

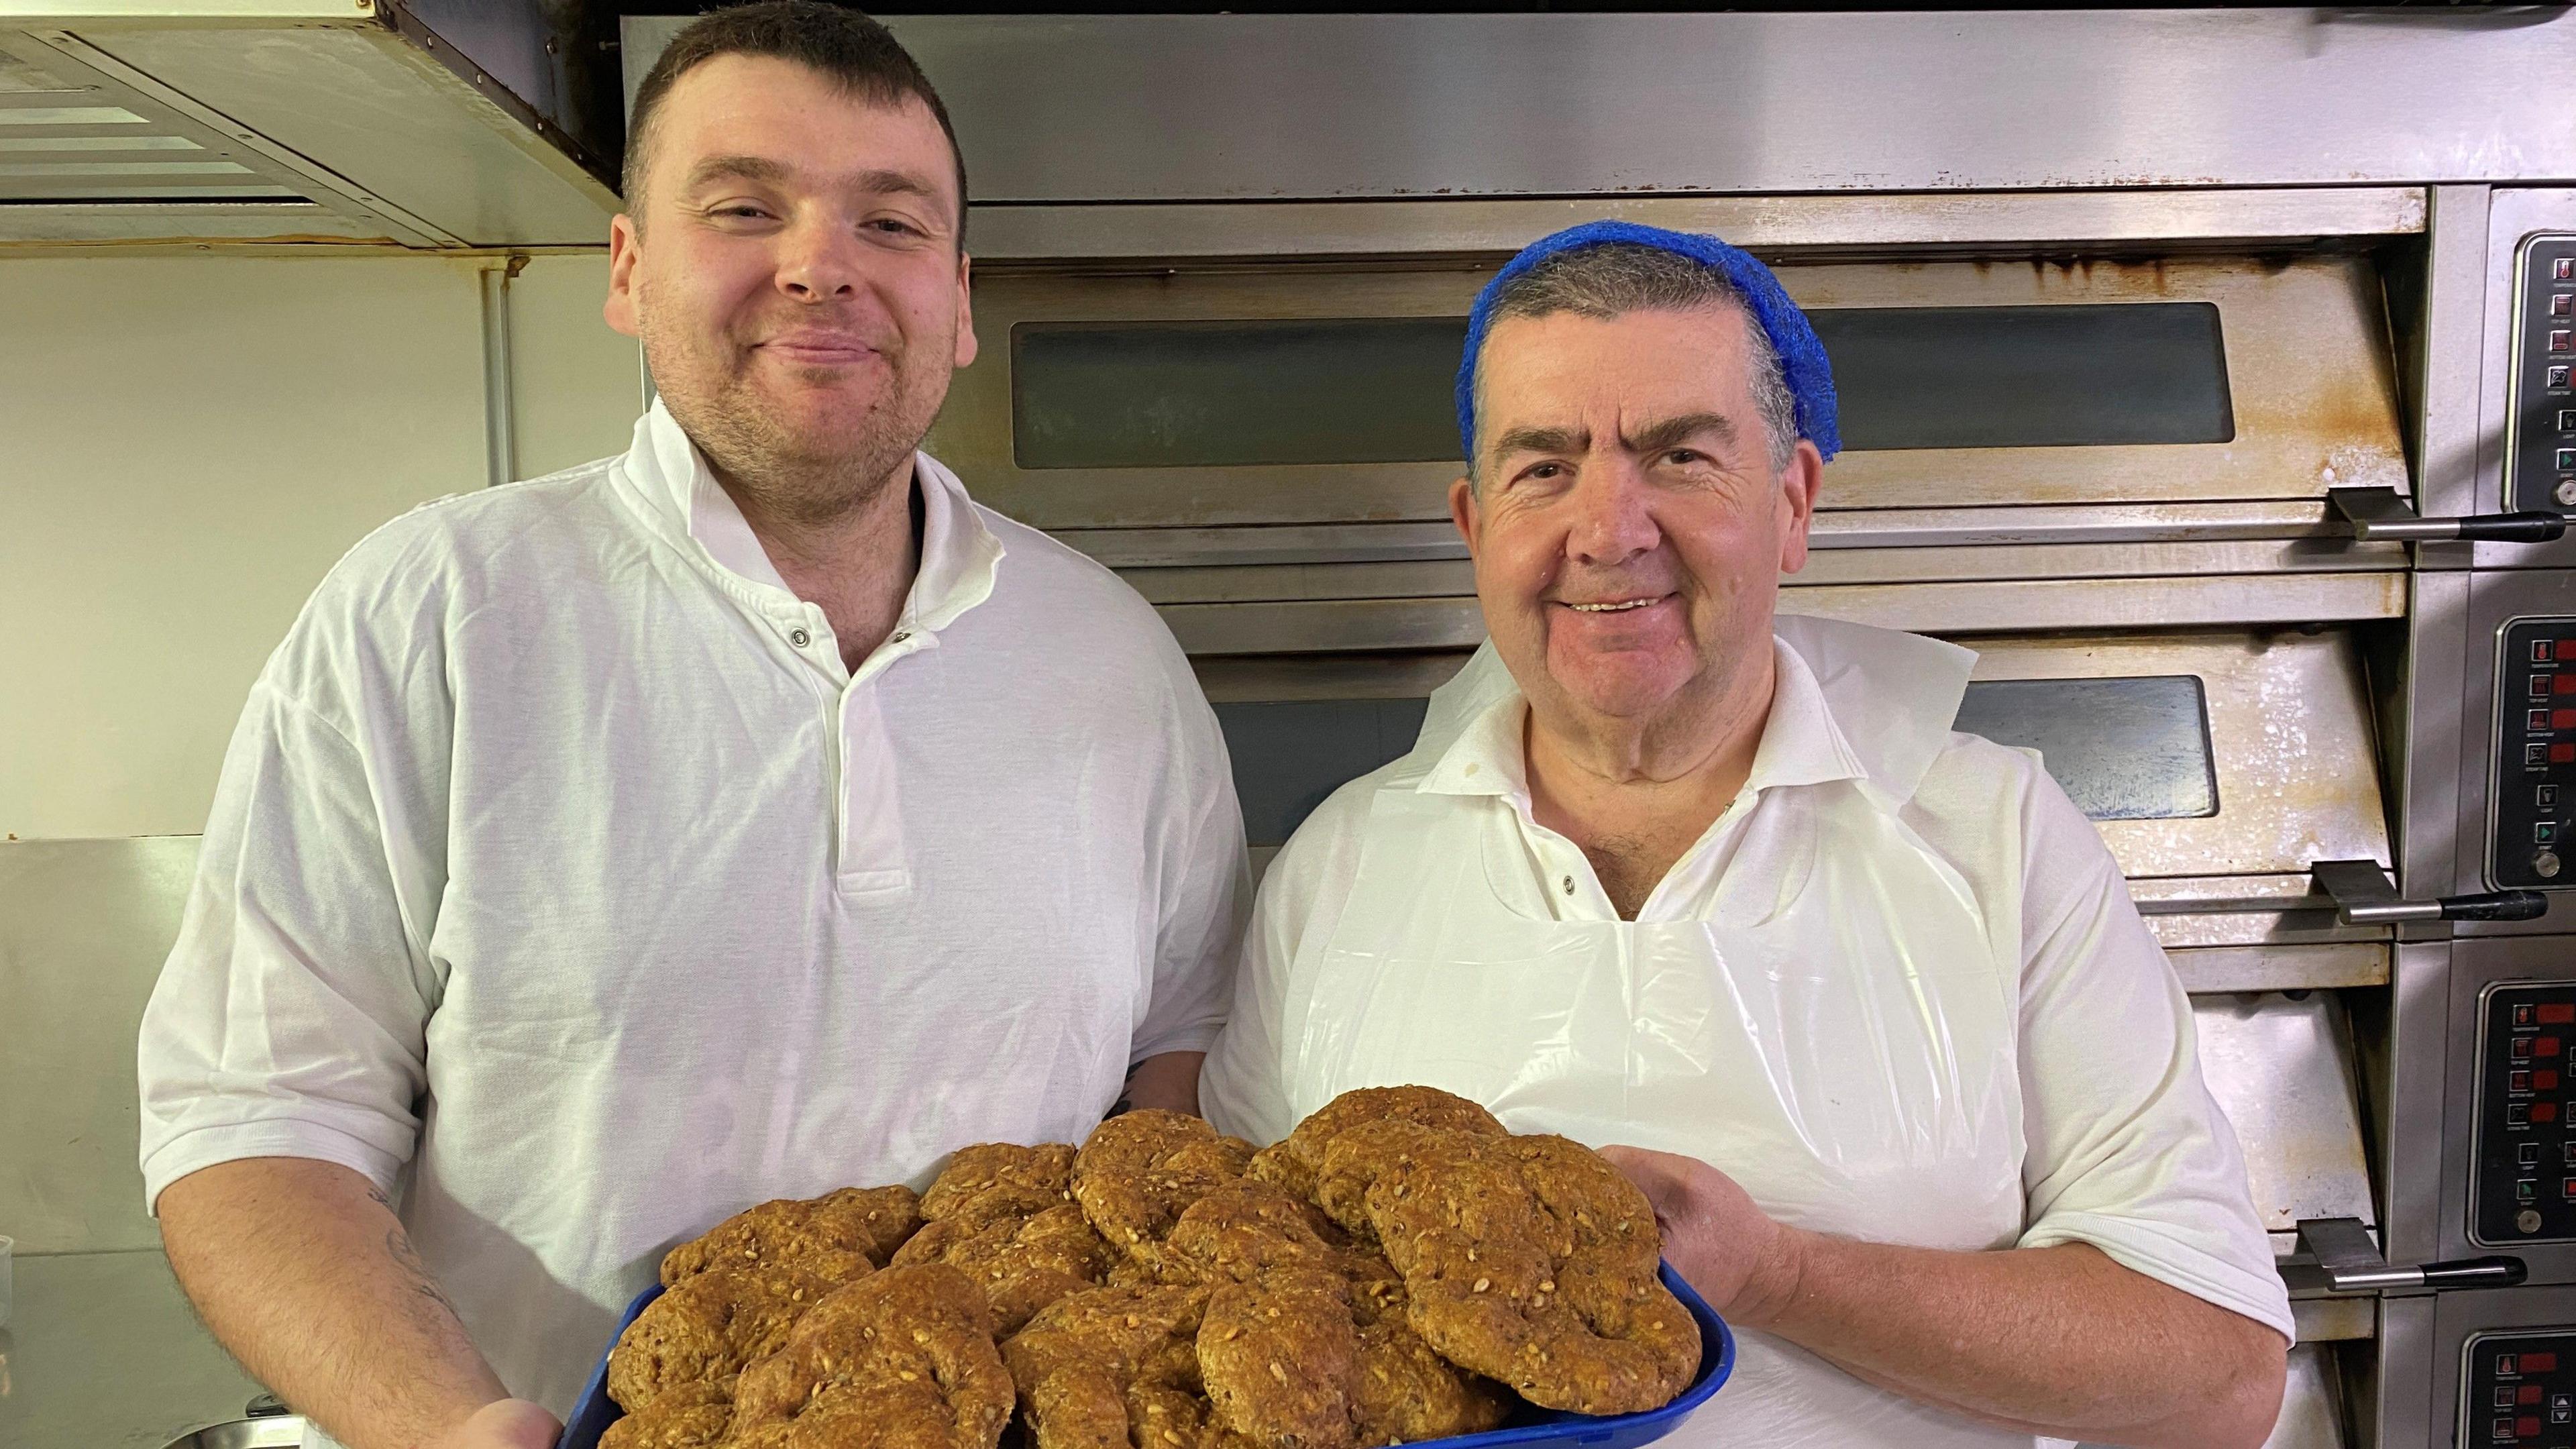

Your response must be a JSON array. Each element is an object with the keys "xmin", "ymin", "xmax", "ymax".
[{"xmin": 616, "ymin": 398, "xmax": 1003, "ymax": 633}]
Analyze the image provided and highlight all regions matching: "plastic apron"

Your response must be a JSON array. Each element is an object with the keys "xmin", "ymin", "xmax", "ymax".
[{"xmin": 1277, "ymin": 625, "xmax": 2048, "ymax": 1448}]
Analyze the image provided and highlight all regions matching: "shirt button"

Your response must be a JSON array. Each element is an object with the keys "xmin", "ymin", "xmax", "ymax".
[
  {"xmin": 1562, "ymin": 875, "xmax": 1576, "ymax": 896},
  {"xmin": 788, "ymin": 628, "xmax": 810, "ymax": 647},
  {"xmin": 891, "ymin": 631, "xmax": 911, "ymax": 643}
]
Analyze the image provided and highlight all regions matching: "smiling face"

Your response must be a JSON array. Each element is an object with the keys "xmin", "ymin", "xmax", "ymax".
[
  {"xmin": 1451, "ymin": 303, "xmax": 1822, "ymax": 744},
  {"xmin": 604, "ymin": 54, "xmax": 974, "ymax": 510}
]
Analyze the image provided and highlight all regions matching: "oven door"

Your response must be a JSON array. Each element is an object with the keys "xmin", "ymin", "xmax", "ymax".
[{"xmin": 934, "ymin": 250, "xmax": 2406, "ymax": 547}]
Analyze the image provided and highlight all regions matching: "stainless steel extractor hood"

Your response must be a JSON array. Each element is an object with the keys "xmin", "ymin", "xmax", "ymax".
[{"xmin": 0, "ymin": 1, "xmax": 621, "ymax": 247}]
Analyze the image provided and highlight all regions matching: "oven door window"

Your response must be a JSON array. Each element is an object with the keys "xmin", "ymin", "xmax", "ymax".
[
  {"xmin": 1216, "ymin": 698, "xmax": 1432, "ymax": 847},
  {"xmin": 1951, "ymin": 674, "xmax": 2220, "ymax": 820}
]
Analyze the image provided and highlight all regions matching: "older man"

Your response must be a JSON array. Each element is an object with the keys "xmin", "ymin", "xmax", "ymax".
[
  {"xmin": 1201, "ymin": 223, "xmax": 2291, "ymax": 1448},
  {"xmin": 140, "ymin": 7, "xmax": 1241, "ymax": 1448}
]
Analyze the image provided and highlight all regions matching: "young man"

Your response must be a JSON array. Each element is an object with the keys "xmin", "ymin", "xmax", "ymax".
[{"xmin": 139, "ymin": 8, "xmax": 1244, "ymax": 1446}]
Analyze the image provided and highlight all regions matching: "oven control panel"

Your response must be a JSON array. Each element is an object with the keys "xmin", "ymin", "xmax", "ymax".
[
  {"xmin": 2476, "ymin": 985, "xmax": 2576, "ymax": 1244},
  {"xmin": 2496, "ymin": 617, "xmax": 2576, "ymax": 890},
  {"xmin": 2512, "ymin": 235, "xmax": 2576, "ymax": 515},
  {"xmin": 2467, "ymin": 1333, "xmax": 2576, "ymax": 1446}
]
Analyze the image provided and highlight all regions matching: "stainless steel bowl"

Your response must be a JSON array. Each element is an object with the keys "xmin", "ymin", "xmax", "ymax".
[{"xmin": 160, "ymin": 1413, "xmax": 307, "ymax": 1449}]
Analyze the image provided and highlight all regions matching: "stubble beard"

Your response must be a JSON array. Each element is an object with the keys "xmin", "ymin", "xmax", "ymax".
[{"xmin": 641, "ymin": 309, "xmax": 951, "ymax": 529}]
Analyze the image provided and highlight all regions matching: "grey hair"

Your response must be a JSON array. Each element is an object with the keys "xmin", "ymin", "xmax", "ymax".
[{"xmin": 1468, "ymin": 241, "xmax": 1799, "ymax": 483}]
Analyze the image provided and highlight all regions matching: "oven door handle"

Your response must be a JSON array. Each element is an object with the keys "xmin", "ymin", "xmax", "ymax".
[
  {"xmin": 2330, "ymin": 486, "xmax": 2570, "ymax": 544},
  {"xmin": 2294, "ymin": 1217, "xmax": 2527, "ymax": 1293},
  {"xmin": 2310, "ymin": 859, "xmax": 2548, "ymax": 925}
]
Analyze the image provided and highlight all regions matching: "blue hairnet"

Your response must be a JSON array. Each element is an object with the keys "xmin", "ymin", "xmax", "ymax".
[{"xmin": 1454, "ymin": 220, "xmax": 1841, "ymax": 465}]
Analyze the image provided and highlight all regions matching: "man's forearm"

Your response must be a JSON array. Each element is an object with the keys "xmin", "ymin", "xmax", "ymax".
[
  {"xmin": 158, "ymin": 1157, "xmax": 511, "ymax": 1449},
  {"xmin": 1731, "ymin": 1231, "xmax": 2286, "ymax": 1448}
]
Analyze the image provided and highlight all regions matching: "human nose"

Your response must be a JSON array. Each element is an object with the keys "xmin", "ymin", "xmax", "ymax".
[
  {"xmin": 1564, "ymin": 457, "xmax": 1660, "ymax": 567},
  {"xmin": 773, "ymin": 214, "xmax": 861, "ymax": 303}
]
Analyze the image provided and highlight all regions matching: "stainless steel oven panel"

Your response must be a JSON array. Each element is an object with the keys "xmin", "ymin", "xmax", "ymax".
[
  {"xmin": 835, "ymin": 13, "xmax": 2576, "ymax": 202},
  {"xmin": 1155, "ymin": 572, "xmax": 2408, "ymax": 657},
  {"xmin": 2200, "ymin": 993, "xmax": 2378, "ymax": 1249},
  {"xmin": 2471, "ymin": 191, "xmax": 2576, "ymax": 572},
  {"xmin": 960, "ymin": 189, "xmax": 2425, "ymax": 265},
  {"xmin": 1118, "ymin": 538, "xmax": 2410, "ymax": 607},
  {"xmin": 2453, "ymin": 571, "xmax": 2576, "ymax": 931},
  {"xmin": 2439, "ymin": 941, "xmax": 2576, "ymax": 1278},
  {"xmin": 2420, "ymin": 1289, "xmax": 2576, "ymax": 1449},
  {"xmin": 936, "ymin": 255, "xmax": 2405, "ymax": 533}
]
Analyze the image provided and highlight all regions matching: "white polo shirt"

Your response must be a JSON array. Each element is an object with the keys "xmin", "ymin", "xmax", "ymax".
[
  {"xmin": 1205, "ymin": 616, "xmax": 2292, "ymax": 1448},
  {"xmin": 138, "ymin": 401, "xmax": 1247, "ymax": 1414}
]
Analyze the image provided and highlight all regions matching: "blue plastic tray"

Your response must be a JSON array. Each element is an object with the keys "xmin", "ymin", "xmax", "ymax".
[{"xmin": 561, "ymin": 1264, "xmax": 1732, "ymax": 1449}]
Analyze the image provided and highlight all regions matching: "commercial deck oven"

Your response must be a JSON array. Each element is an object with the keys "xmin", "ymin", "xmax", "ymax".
[{"xmin": 620, "ymin": 11, "xmax": 2576, "ymax": 1446}]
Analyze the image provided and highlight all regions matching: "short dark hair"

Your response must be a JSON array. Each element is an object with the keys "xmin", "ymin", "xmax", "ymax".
[{"xmin": 625, "ymin": 2, "xmax": 967, "ymax": 239}]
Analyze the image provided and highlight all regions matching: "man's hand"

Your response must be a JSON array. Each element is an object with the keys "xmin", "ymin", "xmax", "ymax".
[
  {"xmin": 1595, "ymin": 1144, "xmax": 1799, "ymax": 1320},
  {"xmin": 1595, "ymin": 1143, "xmax": 2286, "ymax": 1448},
  {"xmin": 437, "ymin": 1399, "xmax": 561, "ymax": 1449}
]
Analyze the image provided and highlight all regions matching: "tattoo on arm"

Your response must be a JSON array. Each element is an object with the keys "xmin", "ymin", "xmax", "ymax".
[{"xmin": 358, "ymin": 1179, "xmax": 463, "ymax": 1320}]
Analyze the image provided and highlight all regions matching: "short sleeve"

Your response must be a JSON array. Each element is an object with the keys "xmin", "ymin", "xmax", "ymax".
[
  {"xmin": 2008, "ymin": 767, "xmax": 2296, "ymax": 1340},
  {"xmin": 1127, "ymin": 676, "xmax": 1250, "ymax": 1065},
  {"xmin": 137, "ymin": 540, "xmax": 455, "ymax": 1213}
]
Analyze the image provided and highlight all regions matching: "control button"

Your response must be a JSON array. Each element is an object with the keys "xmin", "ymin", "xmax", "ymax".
[
  {"xmin": 2501, "ymin": 1385, "xmax": 2520, "ymax": 1409},
  {"xmin": 2517, "ymin": 1035, "xmax": 2538, "ymax": 1059},
  {"xmin": 2523, "ymin": 1208, "xmax": 2546, "ymax": 1233},
  {"xmin": 2559, "ymin": 258, "xmax": 2576, "ymax": 280},
  {"xmin": 2504, "ymin": 1351, "xmax": 2524, "ymax": 1375},
  {"xmin": 2561, "ymin": 448, "xmax": 2576, "ymax": 470},
  {"xmin": 2537, "ymin": 1102, "xmax": 2561, "ymax": 1122},
  {"xmin": 2532, "ymin": 708, "xmax": 2554, "ymax": 732},
  {"xmin": 2558, "ymin": 1403, "xmax": 2575, "ymax": 1426},
  {"xmin": 2559, "ymin": 294, "xmax": 2576, "ymax": 318},
  {"xmin": 2540, "ymin": 850, "xmax": 2565, "ymax": 880},
  {"xmin": 2495, "ymin": 1415, "xmax": 2516, "ymax": 1442},
  {"xmin": 2563, "ymin": 1140, "xmax": 2576, "ymax": 1165},
  {"xmin": 2543, "ymin": 786, "xmax": 2563, "ymax": 807},
  {"xmin": 2532, "ymin": 1351, "xmax": 2563, "ymax": 1372},
  {"xmin": 2561, "ymin": 409, "xmax": 2576, "ymax": 430},
  {"xmin": 2531, "ymin": 744, "xmax": 2553, "ymax": 767},
  {"xmin": 2542, "ymin": 1069, "xmax": 2564, "ymax": 1089},
  {"xmin": 2521, "ymin": 1004, "xmax": 2539, "ymax": 1026},
  {"xmin": 2542, "ymin": 641, "xmax": 2563, "ymax": 663},
  {"xmin": 2524, "ymin": 1179, "xmax": 2542, "ymax": 1202},
  {"xmin": 2555, "ymin": 331, "xmax": 2573, "ymax": 352},
  {"xmin": 2516, "ymin": 1069, "xmax": 2536, "ymax": 1092},
  {"xmin": 2511, "ymin": 1102, "xmax": 2532, "ymax": 1125},
  {"xmin": 2522, "ymin": 1140, "xmax": 2544, "ymax": 1165},
  {"xmin": 2538, "ymin": 677, "xmax": 2557, "ymax": 700},
  {"xmin": 2542, "ymin": 823, "xmax": 2563, "ymax": 845},
  {"xmin": 2555, "ymin": 365, "xmax": 2575, "ymax": 389}
]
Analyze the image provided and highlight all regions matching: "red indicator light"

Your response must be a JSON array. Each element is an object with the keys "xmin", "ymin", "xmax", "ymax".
[
  {"xmin": 2537, "ymin": 1102, "xmax": 2561, "ymax": 1123},
  {"xmin": 2542, "ymin": 1071, "xmax": 2563, "ymax": 1090},
  {"xmin": 2556, "ymin": 744, "xmax": 2576, "ymax": 765},
  {"xmin": 2543, "ymin": 1005, "xmax": 2576, "ymax": 1025},
  {"xmin": 2524, "ymin": 1414, "xmax": 2544, "ymax": 1436},
  {"xmin": 2557, "ymin": 675, "xmax": 2576, "ymax": 696},
  {"xmin": 2559, "ymin": 641, "xmax": 2576, "ymax": 661},
  {"xmin": 2530, "ymin": 1352, "xmax": 2561, "ymax": 1373},
  {"xmin": 2558, "ymin": 710, "xmax": 2576, "ymax": 730},
  {"xmin": 2538, "ymin": 1037, "xmax": 2563, "ymax": 1057},
  {"xmin": 2526, "ymin": 1383, "xmax": 2549, "ymax": 1404}
]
